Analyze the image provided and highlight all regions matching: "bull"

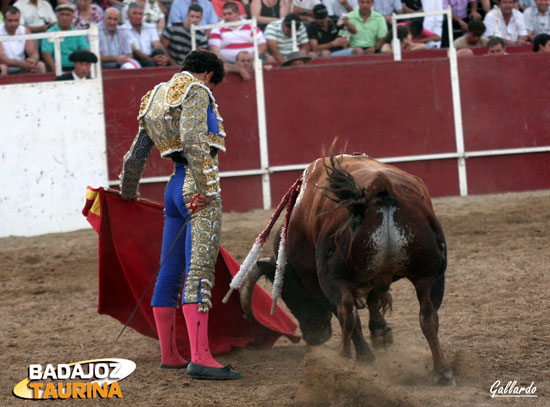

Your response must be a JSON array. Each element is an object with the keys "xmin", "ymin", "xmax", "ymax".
[{"xmin": 236, "ymin": 153, "xmax": 454, "ymax": 385}]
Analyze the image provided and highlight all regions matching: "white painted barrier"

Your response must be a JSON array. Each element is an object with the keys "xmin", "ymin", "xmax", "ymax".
[{"xmin": 0, "ymin": 79, "xmax": 107, "ymax": 238}]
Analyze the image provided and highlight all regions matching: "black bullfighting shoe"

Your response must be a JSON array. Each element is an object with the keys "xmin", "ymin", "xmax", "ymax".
[{"xmin": 186, "ymin": 363, "xmax": 242, "ymax": 380}]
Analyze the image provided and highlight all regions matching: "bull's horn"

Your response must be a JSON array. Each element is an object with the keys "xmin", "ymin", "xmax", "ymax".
[{"xmin": 239, "ymin": 258, "xmax": 274, "ymax": 320}]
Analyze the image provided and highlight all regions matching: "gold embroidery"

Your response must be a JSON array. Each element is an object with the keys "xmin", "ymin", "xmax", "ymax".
[
  {"xmin": 166, "ymin": 73, "xmax": 203, "ymax": 107},
  {"xmin": 183, "ymin": 201, "xmax": 222, "ymax": 304},
  {"xmin": 139, "ymin": 90, "xmax": 152, "ymax": 117},
  {"xmin": 208, "ymin": 132, "xmax": 226, "ymax": 151},
  {"xmin": 157, "ymin": 139, "xmax": 183, "ymax": 156}
]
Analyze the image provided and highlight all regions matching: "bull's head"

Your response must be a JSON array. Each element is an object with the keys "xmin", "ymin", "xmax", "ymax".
[{"xmin": 240, "ymin": 258, "xmax": 333, "ymax": 346}]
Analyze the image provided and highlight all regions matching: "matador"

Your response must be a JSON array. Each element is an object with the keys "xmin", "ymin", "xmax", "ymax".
[{"xmin": 120, "ymin": 50, "xmax": 241, "ymax": 380}]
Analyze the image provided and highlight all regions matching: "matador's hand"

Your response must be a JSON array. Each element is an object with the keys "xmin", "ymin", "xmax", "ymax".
[{"xmin": 192, "ymin": 194, "xmax": 214, "ymax": 211}]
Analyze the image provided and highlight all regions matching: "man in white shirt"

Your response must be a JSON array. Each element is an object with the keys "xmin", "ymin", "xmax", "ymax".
[
  {"xmin": 0, "ymin": 6, "xmax": 46, "ymax": 74},
  {"xmin": 123, "ymin": 2, "xmax": 175, "ymax": 67},
  {"xmin": 12, "ymin": 0, "xmax": 56, "ymax": 33},
  {"xmin": 372, "ymin": 0, "xmax": 403, "ymax": 25},
  {"xmin": 523, "ymin": 0, "xmax": 550, "ymax": 41},
  {"xmin": 483, "ymin": 0, "xmax": 528, "ymax": 45},
  {"xmin": 321, "ymin": 0, "xmax": 358, "ymax": 21},
  {"xmin": 292, "ymin": 0, "xmax": 320, "ymax": 21}
]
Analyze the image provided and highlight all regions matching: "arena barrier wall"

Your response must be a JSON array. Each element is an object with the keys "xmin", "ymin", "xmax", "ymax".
[
  {"xmin": 0, "ymin": 78, "xmax": 108, "ymax": 237},
  {"xmin": 102, "ymin": 52, "xmax": 550, "ymax": 212},
  {"xmin": 2, "ymin": 51, "xmax": 549, "ymax": 237}
]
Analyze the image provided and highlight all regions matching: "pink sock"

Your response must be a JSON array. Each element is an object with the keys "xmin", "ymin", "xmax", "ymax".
[
  {"xmin": 182, "ymin": 304, "xmax": 223, "ymax": 368},
  {"xmin": 153, "ymin": 307, "xmax": 186, "ymax": 366}
]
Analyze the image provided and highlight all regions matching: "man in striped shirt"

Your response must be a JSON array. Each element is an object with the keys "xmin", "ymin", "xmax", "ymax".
[
  {"xmin": 265, "ymin": 13, "xmax": 309, "ymax": 62},
  {"xmin": 208, "ymin": 2, "xmax": 268, "ymax": 63},
  {"xmin": 162, "ymin": 4, "xmax": 208, "ymax": 65},
  {"xmin": 99, "ymin": 8, "xmax": 141, "ymax": 69}
]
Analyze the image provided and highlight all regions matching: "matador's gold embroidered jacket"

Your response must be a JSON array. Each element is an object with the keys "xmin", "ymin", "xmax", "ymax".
[{"xmin": 119, "ymin": 71, "xmax": 226, "ymax": 199}]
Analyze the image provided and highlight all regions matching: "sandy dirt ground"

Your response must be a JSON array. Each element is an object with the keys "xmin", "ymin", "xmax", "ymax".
[{"xmin": 1, "ymin": 190, "xmax": 549, "ymax": 407}]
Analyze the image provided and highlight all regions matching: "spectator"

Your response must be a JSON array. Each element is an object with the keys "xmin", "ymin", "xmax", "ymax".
[
  {"xmin": 402, "ymin": 0, "xmax": 422, "ymax": 14},
  {"xmin": 209, "ymin": 2, "xmax": 268, "ymax": 62},
  {"xmin": 444, "ymin": 0, "xmax": 481, "ymax": 33},
  {"xmin": 487, "ymin": 35, "xmax": 506, "ymax": 53},
  {"xmin": 235, "ymin": 49, "xmax": 252, "ymax": 68},
  {"xmin": 122, "ymin": 0, "xmax": 167, "ymax": 34},
  {"xmin": 532, "ymin": 32, "xmax": 550, "ymax": 50},
  {"xmin": 422, "ymin": 0, "xmax": 444, "ymax": 47},
  {"xmin": 533, "ymin": 32, "xmax": 550, "ymax": 51},
  {"xmin": 212, "ymin": 0, "xmax": 247, "ymax": 18},
  {"xmin": 167, "ymin": 0, "xmax": 218, "ymax": 26},
  {"xmin": 343, "ymin": 0, "xmax": 387, "ymax": 55},
  {"xmin": 265, "ymin": 13, "xmax": 309, "ymax": 61},
  {"xmin": 280, "ymin": 49, "xmax": 310, "ymax": 64},
  {"xmin": 457, "ymin": 47, "xmax": 475, "ymax": 56},
  {"xmin": 307, "ymin": 4, "xmax": 352, "ymax": 57},
  {"xmin": 54, "ymin": 49, "xmax": 97, "ymax": 79},
  {"xmin": 453, "ymin": 18, "xmax": 488, "ymax": 48},
  {"xmin": 372, "ymin": 0, "xmax": 403, "ymax": 25},
  {"xmin": 250, "ymin": 0, "xmax": 290, "ymax": 31},
  {"xmin": 408, "ymin": 18, "xmax": 441, "ymax": 46},
  {"xmin": 225, "ymin": 49, "xmax": 253, "ymax": 80},
  {"xmin": 291, "ymin": 0, "xmax": 319, "ymax": 22},
  {"xmin": 123, "ymin": 2, "xmax": 175, "ymax": 67},
  {"xmin": 72, "ymin": 0, "xmax": 103, "ymax": 29},
  {"xmin": 518, "ymin": 0, "xmax": 535, "ymax": 11},
  {"xmin": 0, "ymin": 63, "xmax": 7, "ymax": 76},
  {"xmin": 99, "ymin": 7, "xmax": 141, "ymax": 69},
  {"xmin": 0, "ymin": 6, "xmax": 46, "ymax": 75},
  {"xmin": 13, "ymin": 0, "xmax": 56, "ymax": 33},
  {"xmin": 524, "ymin": 0, "xmax": 550, "ymax": 42},
  {"xmin": 162, "ymin": 4, "xmax": 207, "ymax": 65},
  {"xmin": 483, "ymin": 0, "xmax": 527, "ymax": 46},
  {"xmin": 41, "ymin": 4, "xmax": 89, "ymax": 72},
  {"xmin": 321, "ymin": 0, "xmax": 357, "ymax": 22},
  {"xmin": 380, "ymin": 24, "xmax": 426, "ymax": 53}
]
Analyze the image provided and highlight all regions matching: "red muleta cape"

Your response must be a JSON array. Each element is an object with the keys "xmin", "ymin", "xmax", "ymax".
[{"xmin": 82, "ymin": 187, "xmax": 299, "ymax": 356}]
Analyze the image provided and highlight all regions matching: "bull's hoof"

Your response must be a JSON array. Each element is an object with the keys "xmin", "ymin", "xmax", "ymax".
[
  {"xmin": 370, "ymin": 327, "xmax": 393, "ymax": 349},
  {"xmin": 433, "ymin": 368, "xmax": 456, "ymax": 386},
  {"xmin": 355, "ymin": 348, "xmax": 375, "ymax": 364}
]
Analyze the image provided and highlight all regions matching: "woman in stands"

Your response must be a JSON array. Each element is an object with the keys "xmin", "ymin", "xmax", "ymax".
[
  {"xmin": 72, "ymin": 0, "xmax": 104, "ymax": 29},
  {"xmin": 250, "ymin": 0, "xmax": 290, "ymax": 31}
]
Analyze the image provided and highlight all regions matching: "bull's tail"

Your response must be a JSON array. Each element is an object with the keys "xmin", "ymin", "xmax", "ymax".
[
  {"xmin": 430, "ymin": 243, "xmax": 447, "ymax": 310},
  {"xmin": 321, "ymin": 154, "xmax": 367, "ymax": 233}
]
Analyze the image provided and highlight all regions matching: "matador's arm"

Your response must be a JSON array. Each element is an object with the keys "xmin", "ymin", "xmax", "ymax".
[
  {"xmin": 179, "ymin": 85, "xmax": 221, "ymax": 197},
  {"xmin": 119, "ymin": 128, "xmax": 154, "ymax": 200}
]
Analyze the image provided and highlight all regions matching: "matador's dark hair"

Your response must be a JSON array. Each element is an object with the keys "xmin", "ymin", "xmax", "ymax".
[{"xmin": 181, "ymin": 49, "xmax": 225, "ymax": 85}]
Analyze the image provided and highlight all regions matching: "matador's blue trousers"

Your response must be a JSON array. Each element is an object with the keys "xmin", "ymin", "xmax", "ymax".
[{"xmin": 151, "ymin": 163, "xmax": 191, "ymax": 307}]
